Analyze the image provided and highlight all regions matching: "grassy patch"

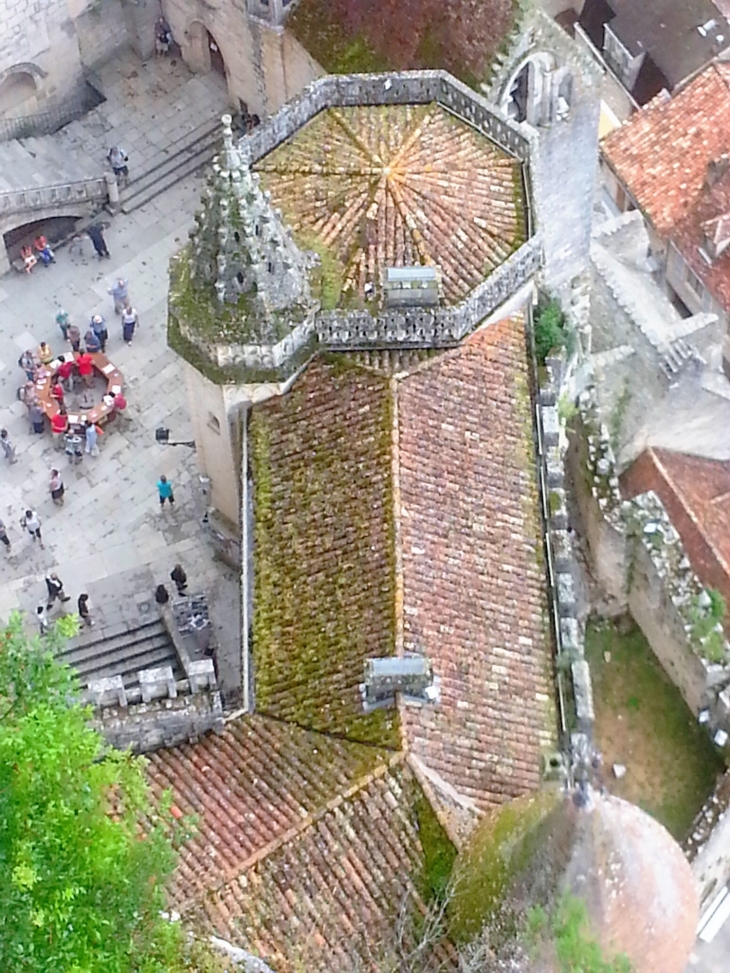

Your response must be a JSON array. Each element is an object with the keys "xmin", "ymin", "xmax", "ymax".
[
  {"xmin": 585, "ymin": 616, "xmax": 724, "ymax": 839},
  {"xmin": 528, "ymin": 894, "xmax": 631, "ymax": 973},
  {"xmin": 414, "ymin": 791, "xmax": 457, "ymax": 903}
]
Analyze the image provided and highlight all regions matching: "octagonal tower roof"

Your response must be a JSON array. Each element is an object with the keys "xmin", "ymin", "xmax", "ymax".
[{"xmin": 254, "ymin": 102, "xmax": 527, "ymax": 309}]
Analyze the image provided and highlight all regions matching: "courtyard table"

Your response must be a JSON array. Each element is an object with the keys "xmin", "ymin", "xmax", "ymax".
[{"xmin": 36, "ymin": 351, "xmax": 124, "ymax": 428}]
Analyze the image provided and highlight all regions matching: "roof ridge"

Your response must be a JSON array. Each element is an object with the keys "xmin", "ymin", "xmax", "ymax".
[
  {"xmin": 649, "ymin": 448, "xmax": 730, "ymax": 578},
  {"xmin": 178, "ymin": 752, "xmax": 408, "ymax": 913}
]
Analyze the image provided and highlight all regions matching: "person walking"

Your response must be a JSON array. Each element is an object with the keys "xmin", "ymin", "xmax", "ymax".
[
  {"xmin": 1, "ymin": 429, "xmax": 17, "ymax": 464},
  {"xmin": 29, "ymin": 402, "xmax": 45, "ymax": 435},
  {"xmin": 20, "ymin": 509, "xmax": 43, "ymax": 548},
  {"xmin": 78, "ymin": 593, "xmax": 94, "ymax": 627},
  {"xmin": 109, "ymin": 278, "xmax": 129, "ymax": 315},
  {"xmin": 121, "ymin": 303, "xmax": 138, "ymax": 344},
  {"xmin": 157, "ymin": 474, "xmax": 174, "ymax": 508},
  {"xmin": 67, "ymin": 324, "xmax": 81, "ymax": 352},
  {"xmin": 91, "ymin": 314, "xmax": 108, "ymax": 352},
  {"xmin": 107, "ymin": 146, "xmax": 129, "ymax": 185},
  {"xmin": 56, "ymin": 309, "xmax": 71, "ymax": 341},
  {"xmin": 0, "ymin": 519, "xmax": 11, "ymax": 553},
  {"xmin": 84, "ymin": 421, "xmax": 100, "ymax": 457},
  {"xmin": 36, "ymin": 604, "xmax": 50, "ymax": 635},
  {"xmin": 170, "ymin": 563, "xmax": 188, "ymax": 595},
  {"xmin": 45, "ymin": 572, "xmax": 71, "ymax": 609},
  {"xmin": 87, "ymin": 223, "xmax": 111, "ymax": 259},
  {"xmin": 50, "ymin": 468, "xmax": 65, "ymax": 505}
]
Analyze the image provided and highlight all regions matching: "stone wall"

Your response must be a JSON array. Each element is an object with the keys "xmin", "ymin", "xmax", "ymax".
[
  {"xmin": 75, "ymin": 0, "xmax": 130, "ymax": 71},
  {"xmin": 91, "ymin": 688, "xmax": 224, "ymax": 752},
  {"xmin": 686, "ymin": 770, "xmax": 730, "ymax": 907}
]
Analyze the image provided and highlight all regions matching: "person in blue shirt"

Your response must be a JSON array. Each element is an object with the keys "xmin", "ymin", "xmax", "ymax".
[
  {"xmin": 91, "ymin": 314, "xmax": 108, "ymax": 352},
  {"xmin": 157, "ymin": 475, "xmax": 174, "ymax": 507}
]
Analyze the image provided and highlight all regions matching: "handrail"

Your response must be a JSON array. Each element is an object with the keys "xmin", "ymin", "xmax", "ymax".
[
  {"xmin": 0, "ymin": 82, "xmax": 105, "ymax": 142},
  {"xmin": 0, "ymin": 176, "xmax": 108, "ymax": 215}
]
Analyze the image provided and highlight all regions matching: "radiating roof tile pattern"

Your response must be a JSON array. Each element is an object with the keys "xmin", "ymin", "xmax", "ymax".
[
  {"xmin": 196, "ymin": 761, "xmax": 447, "ymax": 972},
  {"xmin": 250, "ymin": 359, "xmax": 399, "ymax": 747},
  {"xmin": 255, "ymin": 104, "xmax": 526, "ymax": 305},
  {"xmin": 146, "ymin": 715, "xmax": 388, "ymax": 908},
  {"xmin": 397, "ymin": 317, "xmax": 555, "ymax": 809},
  {"xmin": 602, "ymin": 63, "xmax": 730, "ymax": 236}
]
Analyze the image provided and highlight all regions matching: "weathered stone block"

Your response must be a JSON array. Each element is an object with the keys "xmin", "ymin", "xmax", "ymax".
[
  {"xmin": 138, "ymin": 665, "xmax": 177, "ymax": 703},
  {"xmin": 571, "ymin": 659, "xmax": 594, "ymax": 723},
  {"xmin": 541, "ymin": 404, "xmax": 560, "ymax": 446},
  {"xmin": 86, "ymin": 674, "xmax": 127, "ymax": 708},
  {"xmin": 560, "ymin": 615, "xmax": 581, "ymax": 656},
  {"xmin": 556, "ymin": 572, "xmax": 577, "ymax": 616}
]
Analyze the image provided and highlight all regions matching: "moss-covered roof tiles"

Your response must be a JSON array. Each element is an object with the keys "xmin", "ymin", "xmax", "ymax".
[
  {"xmin": 250, "ymin": 357, "xmax": 399, "ymax": 747},
  {"xmin": 254, "ymin": 103, "xmax": 526, "ymax": 306},
  {"xmin": 397, "ymin": 316, "xmax": 555, "ymax": 809}
]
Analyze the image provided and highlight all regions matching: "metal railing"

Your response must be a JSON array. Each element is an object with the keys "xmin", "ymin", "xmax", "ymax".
[
  {"xmin": 0, "ymin": 177, "xmax": 108, "ymax": 216},
  {"xmin": 0, "ymin": 82, "xmax": 105, "ymax": 142}
]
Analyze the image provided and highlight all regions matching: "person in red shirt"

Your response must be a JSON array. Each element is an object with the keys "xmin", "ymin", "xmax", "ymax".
[
  {"xmin": 112, "ymin": 391, "xmax": 129, "ymax": 426},
  {"xmin": 34, "ymin": 235, "xmax": 55, "ymax": 266},
  {"xmin": 57, "ymin": 357, "xmax": 75, "ymax": 392},
  {"xmin": 50, "ymin": 407, "xmax": 68, "ymax": 450},
  {"xmin": 51, "ymin": 383, "xmax": 64, "ymax": 406},
  {"xmin": 76, "ymin": 352, "xmax": 94, "ymax": 387}
]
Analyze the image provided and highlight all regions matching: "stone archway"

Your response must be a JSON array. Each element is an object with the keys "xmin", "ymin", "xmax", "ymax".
[
  {"xmin": 184, "ymin": 21, "xmax": 227, "ymax": 78},
  {"xmin": 501, "ymin": 52, "xmax": 558, "ymax": 127},
  {"xmin": 0, "ymin": 71, "xmax": 37, "ymax": 118}
]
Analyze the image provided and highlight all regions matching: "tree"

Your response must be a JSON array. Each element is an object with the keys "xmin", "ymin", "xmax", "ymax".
[{"xmin": 0, "ymin": 612, "xmax": 201, "ymax": 973}]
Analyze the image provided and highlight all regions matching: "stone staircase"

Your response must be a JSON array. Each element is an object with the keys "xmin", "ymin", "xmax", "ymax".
[
  {"xmin": 56, "ymin": 618, "xmax": 183, "ymax": 690},
  {"xmin": 659, "ymin": 337, "xmax": 705, "ymax": 386},
  {"xmin": 0, "ymin": 134, "xmax": 106, "ymax": 216}
]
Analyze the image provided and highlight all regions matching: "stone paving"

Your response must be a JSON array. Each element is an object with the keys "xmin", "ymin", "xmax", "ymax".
[{"xmin": 0, "ymin": 68, "xmax": 241, "ymax": 704}]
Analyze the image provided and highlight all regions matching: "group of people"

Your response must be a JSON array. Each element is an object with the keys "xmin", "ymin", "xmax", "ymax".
[
  {"xmin": 154, "ymin": 563, "xmax": 189, "ymax": 606},
  {"xmin": 20, "ymin": 235, "xmax": 56, "ymax": 273},
  {"xmin": 35, "ymin": 571, "xmax": 94, "ymax": 632}
]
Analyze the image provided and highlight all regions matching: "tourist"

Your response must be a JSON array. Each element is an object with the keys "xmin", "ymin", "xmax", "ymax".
[
  {"xmin": 36, "ymin": 605, "xmax": 49, "ymax": 634},
  {"xmin": 21, "ymin": 382, "xmax": 37, "ymax": 409},
  {"xmin": 20, "ymin": 245, "xmax": 37, "ymax": 273},
  {"xmin": 109, "ymin": 278, "xmax": 129, "ymax": 315},
  {"xmin": 51, "ymin": 382, "xmax": 64, "ymax": 407},
  {"xmin": 45, "ymin": 572, "xmax": 70, "ymax": 608},
  {"xmin": 155, "ymin": 583, "xmax": 170, "ymax": 605},
  {"xmin": 19, "ymin": 349, "xmax": 36, "ymax": 380},
  {"xmin": 84, "ymin": 329, "xmax": 101, "ymax": 354},
  {"xmin": 57, "ymin": 357, "xmax": 75, "ymax": 392},
  {"xmin": 34, "ymin": 234, "xmax": 55, "ymax": 266},
  {"xmin": 78, "ymin": 593, "xmax": 94, "ymax": 626},
  {"xmin": 87, "ymin": 223, "xmax": 111, "ymax": 259},
  {"xmin": 121, "ymin": 303, "xmax": 138, "ymax": 344},
  {"xmin": 170, "ymin": 563, "xmax": 188, "ymax": 595},
  {"xmin": 51, "ymin": 408, "xmax": 69, "ymax": 449},
  {"xmin": 29, "ymin": 402, "xmax": 45, "ymax": 435},
  {"xmin": 155, "ymin": 17, "xmax": 172, "ymax": 55},
  {"xmin": 112, "ymin": 390, "xmax": 129, "ymax": 426},
  {"xmin": 77, "ymin": 350, "xmax": 94, "ymax": 387},
  {"xmin": 84, "ymin": 420, "xmax": 100, "ymax": 457},
  {"xmin": 91, "ymin": 314, "xmax": 108, "ymax": 352},
  {"xmin": 34, "ymin": 362, "xmax": 50, "ymax": 382},
  {"xmin": 67, "ymin": 324, "xmax": 81, "ymax": 352},
  {"xmin": 50, "ymin": 468, "xmax": 65, "ymax": 505},
  {"xmin": 56, "ymin": 309, "xmax": 71, "ymax": 341},
  {"xmin": 37, "ymin": 341, "xmax": 53, "ymax": 365},
  {"xmin": 0, "ymin": 429, "xmax": 17, "ymax": 464},
  {"xmin": 20, "ymin": 509, "xmax": 43, "ymax": 548},
  {"xmin": 157, "ymin": 474, "xmax": 174, "ymax": 507},
  {"xmin": 0, "ymin": 519, "xmax": 11, "ymax": 553},
  {"xmin": 107, "ymin": 146, "xmax": 129, "ymax": 184}
]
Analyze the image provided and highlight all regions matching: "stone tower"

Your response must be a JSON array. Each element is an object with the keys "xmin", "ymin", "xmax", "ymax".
[{"xmin": 168, "ymin": 114, "xmax": 318, "ymax": 527}]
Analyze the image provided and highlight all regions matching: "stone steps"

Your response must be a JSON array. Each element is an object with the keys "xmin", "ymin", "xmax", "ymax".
[
  {"xmin": 0, "ymin": 134, "xmax": 100, "ymax": 194},
  {"xmin": 659, "ymin": 337, "xmax": 703, "ymax": 385},
  {"xmin": 57, "ymin": 618, "xmax": 183, "ymax": 689},
  {"xmin": 119, "ymin": 116, "xmax": 222, "ymax": 213}
]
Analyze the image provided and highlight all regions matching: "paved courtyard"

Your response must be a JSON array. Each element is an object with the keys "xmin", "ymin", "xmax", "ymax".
[{"xmin": 0, "ymin": 82, "xmax": 241, "ymax": 701}]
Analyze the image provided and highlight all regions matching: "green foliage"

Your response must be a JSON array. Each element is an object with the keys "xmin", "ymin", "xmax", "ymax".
[
  {"xmin": 558, "ymin": 394, "xmax": 578, "ymax": 426},
  {"xmin": 0, "ymin": 613, "xmax": 189, "ymax": 973},
  {"xmin": 534, "ymin": 299, "xmax": 569, "ymax": 365},
  {"xmin": 689, "ymin": 589, "xmax": 727, "ymax": 664},
  {"xmin": 297, "ymin": 233, "xmax": 345, "ymax": 310},
  {"xmin": 528, "ymin": 894, "xmax": 632, "ymax": 972},
  {"xmin": 414, "ymin": 792, "xmax": 457, "ymax": 903}
]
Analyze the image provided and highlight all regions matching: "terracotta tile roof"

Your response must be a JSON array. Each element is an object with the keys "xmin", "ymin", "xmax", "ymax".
[
  {"xmin": 602, "ymin": 63, "xmax": 730, "ymax": 236},
  {"xmin": 194, "ymin": 759, "xmax": 456, "ymax": 971},
  {"xmin": 621, "ymin": 447, "xmax": 730, "ymax": 608},
  {"xmin": 255, "ymin": 104, "xmax": 526, "ymax": 306},
  {"xmin": 671, "ymin": 167, "xmax": 730, "ymax": 313},
  {"xmin": 397, "ymin": 317, "xmax": 555, "ymax": 810},
  {"xmin": 250, "ymin": 358, "xmax": 399, "ymax": 747},
  {"xmin": 287, "ymin": 0, "xmax": 516, "ymax": 84},
  {"xmin": 146, "ymin": 715, "xmax": 389, "ymax": 910}
]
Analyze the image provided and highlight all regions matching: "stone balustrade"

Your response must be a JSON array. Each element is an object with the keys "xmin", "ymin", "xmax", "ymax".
[{"xmin": 0, "ymin": 176, "xmax": 108, "ymax": 215}]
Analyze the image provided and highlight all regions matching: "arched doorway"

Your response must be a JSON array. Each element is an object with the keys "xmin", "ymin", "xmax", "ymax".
[
  {"xmin": 185, "ymin": 21, "xmax": 227, "ymax": 79},
  {"xmin": 506, "ymin": 63, "xmax": 531, "ymax": 123},
  {"xmin": 501, "ymin": 53, "xmax": 557, "ymax": 127},
  {"xmin": 0, "ymin": 71, "xmax": 37, "ymax": 117}
]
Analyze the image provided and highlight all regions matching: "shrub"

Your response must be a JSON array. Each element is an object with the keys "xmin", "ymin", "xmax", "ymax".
[{"xmin": 534, "ymin": 299, "xmax": 568, "ymax": 364}]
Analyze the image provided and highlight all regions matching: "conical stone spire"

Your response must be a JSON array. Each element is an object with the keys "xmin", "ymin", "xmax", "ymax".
[
  {"xmin": 168, "ymin": 115, "xmax": 319, "ymax": 383},
  {"xmin": 188, "ymin": 114, "xmax": 314, "ymax": 319}
]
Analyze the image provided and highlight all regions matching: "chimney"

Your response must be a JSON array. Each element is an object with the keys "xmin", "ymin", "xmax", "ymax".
[{"xmin": 702, "ymin": 211, "xmax": 730, "ymax": 259}]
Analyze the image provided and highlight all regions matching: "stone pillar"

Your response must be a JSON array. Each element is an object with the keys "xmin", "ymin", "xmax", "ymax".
[
  {"xmin": 105, "ymin": 171, "xmax": 119, "ymax": 211},
  {"xmin": 122, "ymin": 0, "xmax": 159, "ymax": 61}
]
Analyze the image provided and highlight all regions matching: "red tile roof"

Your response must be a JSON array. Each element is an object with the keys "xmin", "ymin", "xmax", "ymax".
[
  {"xmin": 256, "ymin": 104, "xmax": 526, "ymax": 306},
  {"xmin": 147, "ymin": 715, "xmax": 390, "ymax": 911},
  {"xmin": 671, "ymin": 167, "xmax": 730, "ymax": 313},
  {"xmin": 602, "ymin": 62, "xmax": 730, "ymax": 236},
  {"xmin": 397, "ymin": 317, "xmax": 555, "ymax": 810},
  {"xmin": 621, "ymin": 447, "xmax": 730, "ymax": 609}
]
